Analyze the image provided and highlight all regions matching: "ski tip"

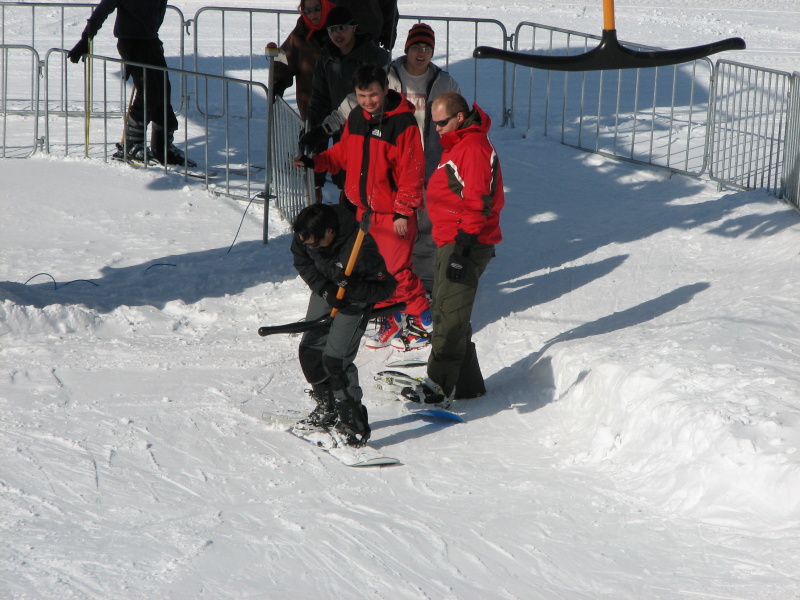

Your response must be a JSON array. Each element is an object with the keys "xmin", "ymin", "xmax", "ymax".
[
  {"xmin": 385, "ymin": 358, "xmax": 427, "ymax": 368},
  {"xmin": 414, "ymin": 408, "xmax": 465, "ymax": 422}
]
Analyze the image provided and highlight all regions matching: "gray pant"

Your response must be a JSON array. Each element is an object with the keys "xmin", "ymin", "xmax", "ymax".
[
  {"xmin": 298, "ymin": 294, "xmax": 369, "ymax": 403},
  {"xmin": 427, "ymin": 242, "xmax": 495, "ymax": 398}
]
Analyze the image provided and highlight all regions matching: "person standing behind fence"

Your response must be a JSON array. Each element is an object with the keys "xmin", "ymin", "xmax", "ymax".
[
  {"xmin": 272, "ymin": 0, "xmax": 335, "ymax": 121},
  {"xmin": 333, "ymin": 0, "xmax": 399, "ymax": 50},
  {"xmin": 388, "ymin": 23, "xmax": 461, "ymax": 296},
  {"xmin": 67, "ymin": 0, "xmax": 195, "ymax": 168},
  {"xmin": 299, "ymin": 7, "xmax": 389, "ymax": 200}
]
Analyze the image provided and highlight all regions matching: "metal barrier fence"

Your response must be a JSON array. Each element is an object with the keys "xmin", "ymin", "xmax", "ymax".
[
  {"xmin": 1, "ymin": 4, "xmax": 799, "ymax": 212},
  {"xmin": 40, "ymin": 47, "xmax": 310, "ymax": 234},
  {"xmin": 0, "ymin": 44, "xmax": 40, "ymax": 157},
  {"xmin": 0, "ymin": 2, "xmax": 188, "ymax": 113},
  {"xmin": 191, "ymin": 7, "xmax": 511, "ymax": 124},
  {"xmin": 270, "ymin": 96, "xmax": 313, "ymax": 224},
  {"xmin": 709, "ymin": 60, "xmax": 792, "ymax": 197},
  {"xmin": 43, "ymin": 48, "xmax": 268, "ymax": 196},
  {"xmin": 785, "ymin": 72, "xmax": 800, "ymax": 210},
  {"xmin": 511, "ymin": 21, "xmax": 714, "ymax": 177}
]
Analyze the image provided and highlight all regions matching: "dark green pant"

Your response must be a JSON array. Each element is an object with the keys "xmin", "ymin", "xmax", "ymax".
[{"xmin": 427, "ymin": 242, "xmax": 495, "ymax": 398}]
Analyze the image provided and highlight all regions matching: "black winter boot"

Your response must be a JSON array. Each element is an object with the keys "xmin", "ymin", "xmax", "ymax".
[
  {"xmin": 295, "ymin": 387, "xmax": 336, "ymax": 431},
  {"xmin": 334, "ymin": 400, "xmax": 370, "ymax": 446},
  {"xmin": 151, "ymin": 125, "xmax": 197, "ymax": 167}
]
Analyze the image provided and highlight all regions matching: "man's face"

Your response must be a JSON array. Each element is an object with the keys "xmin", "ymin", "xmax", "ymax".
[
  {"xmin": 302, "ymin": 1, "xmax": 323, "ymax": 27},
  {"xmin": 405, "ymin": 43, "xmax": 433, "ymax": 76},
  {"xmin": 356, "ymin": 82, "xmax": 388, "ymax": 115},
  {"xmin": 431, "ymin": 102, "xmax": 462, "ymax": 135},
  {"xmin": 301, "ymin": 227, "xmax": 335, "ymax": 249},
  {"xmin": 328, "ymin": 23, "xmax": 356, "ymax": 53}
]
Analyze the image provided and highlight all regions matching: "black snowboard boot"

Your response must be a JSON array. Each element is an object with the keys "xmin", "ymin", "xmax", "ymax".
[
  {"xmin": 334, "ymin": 400, "xmax": 370, "ymax": 447},
  {"xmin": 295, "ymin": 386, "xmax": 336, "ymax": 431}
]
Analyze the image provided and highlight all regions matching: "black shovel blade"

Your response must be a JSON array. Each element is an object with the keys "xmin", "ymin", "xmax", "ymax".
[
  {"xmin": 257, "ymin": 302, "xmax": 407, "ymax": 337},
  {"xmin": 474, "ymin": 29, "xmax": 745, "ymax": 72}
]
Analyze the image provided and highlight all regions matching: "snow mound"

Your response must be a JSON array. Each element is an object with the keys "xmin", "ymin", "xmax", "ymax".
[{"xmin": 0, "ymin": 299, "xmax": 103, "ymax": 337}]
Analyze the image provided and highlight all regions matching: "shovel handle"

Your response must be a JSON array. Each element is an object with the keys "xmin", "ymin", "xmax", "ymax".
[{"xmin": 603, "ymin": 0, "xmax": 615, "ymax": 31}]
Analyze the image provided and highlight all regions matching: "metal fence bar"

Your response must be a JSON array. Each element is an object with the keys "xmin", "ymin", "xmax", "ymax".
[
  {"xmin": 780, "ymin": 72, "xmax": 800, "ymax": 210},
  {"xmin": 708, "ymin": 60, "xmax": 791, "ymax": 196},
  {"xmin": 0, "ymin": 44, "xmax": 40, "ymax": 158}
]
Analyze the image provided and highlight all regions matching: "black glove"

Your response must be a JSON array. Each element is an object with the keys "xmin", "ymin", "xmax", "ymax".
[
  {"xmin": 295, "ymin": 155, "xmax": 314, "ymax": 169},
  {"xmin": 320, "ymin": 283, "xmax": 348, "ymax": 309},
  {"xmin": 298, "ymin": 125, "xmax": 329, "ymax": 154},
  {"xmin": 446, "ymin": 230, "xmax": 479, "ymax": 283},
  {"xmin": 332, "ymin": 263, "xmax": 352, "ymax": 289},
  {"xmin": 68, "ymin": 36, "xmax": 90, "ymax": 64},
  {"xmin": 446, "ymin": 248, "xmax": 468, "ymax": 283}
]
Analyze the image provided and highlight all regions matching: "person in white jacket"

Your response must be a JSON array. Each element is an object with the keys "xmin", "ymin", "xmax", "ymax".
[{"xmin": 387, "ymin": 23, "xmax": 460, "ymax": 312}]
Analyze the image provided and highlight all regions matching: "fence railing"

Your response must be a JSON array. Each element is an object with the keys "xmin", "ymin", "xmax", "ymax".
[
  {"xmin": 43, "ymin": 48, "xmax": 269, "ymax": 197},
  {"xmin": 191, "ymin": 7, "xmax": 512, "ymax": 124},
  {"xmin": 784, "ymin": 72, "xmax": 800, "ymax": 210},
  {"xmin": 0, "ymin": 2, "xmax": 188, "ymax": 112},
  {"xmin": 1, "ymin": 5, "xmax": 799, "ymax": 213},
  {"xmin": 709, "ymin": 60, "xmax": 792, "ymax": 197},
  {"xmin": 0, "ymin": 44, "xmax": 40, "ymax": 157}
]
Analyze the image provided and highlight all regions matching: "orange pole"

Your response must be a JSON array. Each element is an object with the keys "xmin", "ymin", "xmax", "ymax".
[{"xmin": 603, "ymin": 0, "xmax": 616, "ymax": 31}]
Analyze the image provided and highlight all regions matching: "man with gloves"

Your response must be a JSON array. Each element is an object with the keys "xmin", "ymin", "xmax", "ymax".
[
  {"xmin": 407, "ymin": 91, "xmax": 505, "ymax": 405},
  {"xmin": 291, "ymin": 203, "xmax": 396, "ymax": 446}
]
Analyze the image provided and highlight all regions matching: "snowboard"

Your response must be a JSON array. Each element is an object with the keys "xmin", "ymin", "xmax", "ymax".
[
  {"xmin": 373, "ymin": 370, "xmax": 465, "ymax": 423},
  {"xmin": 260, "ymin": 411, "xmax": 399, "ymax": 467}
]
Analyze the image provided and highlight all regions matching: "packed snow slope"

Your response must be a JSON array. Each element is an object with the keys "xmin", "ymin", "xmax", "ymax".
[{"xmin": 2, "ymin": 1, "xmax": 800, "ymax": 599}]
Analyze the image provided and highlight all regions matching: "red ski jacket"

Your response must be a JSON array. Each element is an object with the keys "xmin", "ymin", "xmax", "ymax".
[
  {"xmin": 313, "ymin": 90, "xmax": 424, "ymax": 219},
  {"xmin": 426, "ymin": 103, "xmax": 504, "ymax": 247}
]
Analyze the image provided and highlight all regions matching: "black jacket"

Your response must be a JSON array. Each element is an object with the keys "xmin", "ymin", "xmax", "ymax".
[
  {"xmin": 306, "ymin": 34, "xmax": 389, "ymax": 127},
  {"xmin": 291, "ymin": 206, "xmax": 396, "ymax": 314},
  {"xmin": 85, "ymin": 0, "xmax": 167, "ymax": 41}
]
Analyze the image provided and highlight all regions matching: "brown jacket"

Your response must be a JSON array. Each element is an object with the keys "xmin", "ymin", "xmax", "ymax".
[{"xmin": 272, "ymin": 1, "xmax": 333, "ymax": 120}]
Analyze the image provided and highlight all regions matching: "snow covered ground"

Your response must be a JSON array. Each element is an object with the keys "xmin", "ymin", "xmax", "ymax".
[{"xmin": 2, "ymin": 1, "xmax": 800, "ymax": 599}]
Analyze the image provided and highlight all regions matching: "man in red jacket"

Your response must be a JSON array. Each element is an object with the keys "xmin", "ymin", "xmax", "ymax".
[
  {"xmin": 405, "ymin": 91, "xmax": 504, "ymax": 405},
  {"xmin": 294, "ymin": 63, "xmax": 432, "ymax": 350}
]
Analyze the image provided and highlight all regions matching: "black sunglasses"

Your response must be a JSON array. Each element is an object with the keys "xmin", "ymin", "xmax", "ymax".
[
  {"xmin": 432, "ymin": 113, "xmax": 458, "ymax": 128},
  {"xmin": 327, "ymin": 23, "xmax": 353, "ymax": 34}
]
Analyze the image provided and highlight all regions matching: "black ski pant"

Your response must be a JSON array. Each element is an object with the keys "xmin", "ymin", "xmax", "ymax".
[
  {"xmin": 117, "ymin": 37, "xmax": 178, "ymax": 143},
  {"xmin": 298, "ymin": 294, "xmax": 370, "ymax": 403},
  {"xmin": 427, "ymin": 242, "xmax": 495, "ymax": 399}
]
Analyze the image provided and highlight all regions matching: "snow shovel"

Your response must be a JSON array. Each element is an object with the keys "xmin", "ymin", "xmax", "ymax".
[
  {"xmin": 258, "ymin": 212, "xmax": 405, "ymax": 336},
  {"xmin": 473, "ymin": 0, "xmax": 745, "ymax": 71}
]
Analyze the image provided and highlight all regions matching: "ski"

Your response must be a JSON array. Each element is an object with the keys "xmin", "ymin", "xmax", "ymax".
[
  {"xmin": 260, "ymin": 411, "xmax": 400, "ymax": 467},
  {"xmin": 111, "ymin": 143, "xmax": 217, "ymax": 179},
  {"xmin": 385, "ymin": 357, "xmax": 427, "ymax": 369},
  {"xmin": 373, "ymin": 370, "xmax": 465, "ymax": 423}
]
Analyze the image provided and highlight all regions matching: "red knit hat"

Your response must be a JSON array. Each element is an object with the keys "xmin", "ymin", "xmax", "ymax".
[{"xmin": 405, "ymin": 23, "xmax": 435, "ymax": 53}]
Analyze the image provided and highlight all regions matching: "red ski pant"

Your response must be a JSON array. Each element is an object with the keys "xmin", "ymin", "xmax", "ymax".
[{"xmin": 360, "ymin": 211, "xmax": 429, "ymax": 317}]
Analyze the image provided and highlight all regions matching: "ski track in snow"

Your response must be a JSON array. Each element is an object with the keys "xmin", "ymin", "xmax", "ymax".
[{"xmin": 3, "ymin": 0, "xmax": 800, "ymax": 598}]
